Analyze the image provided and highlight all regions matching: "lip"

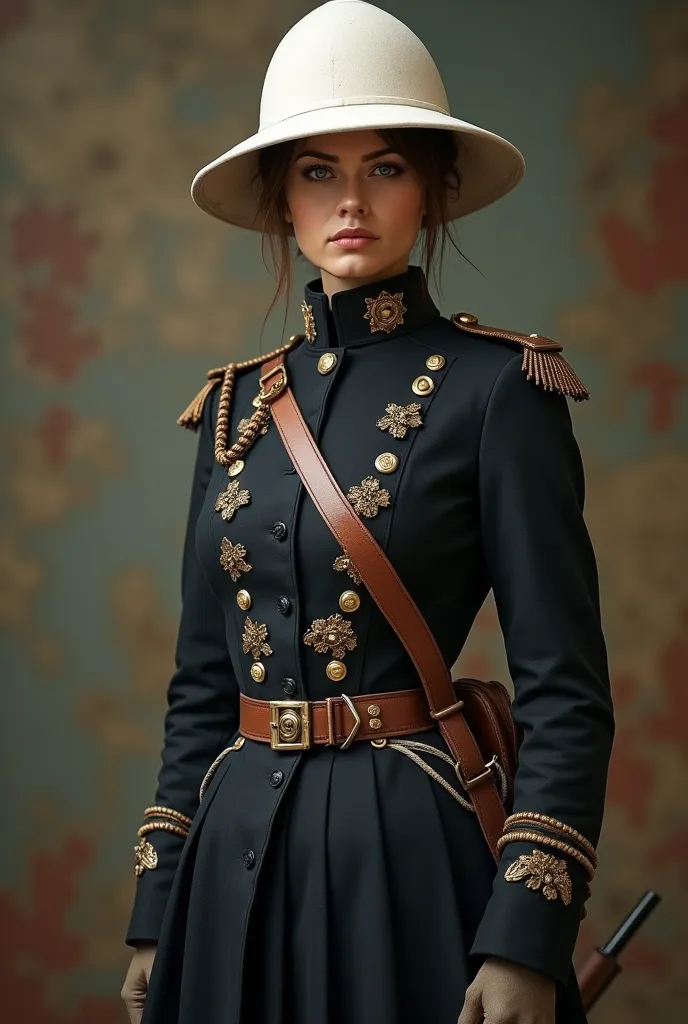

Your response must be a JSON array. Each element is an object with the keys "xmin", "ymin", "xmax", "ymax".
[
  {"xmin": 330, "ymin": 228, "xmax": 379, "ymax": 241},
  {"xmin": 330, "ymin": 236, "xmax": 378, "ymax": 249}
]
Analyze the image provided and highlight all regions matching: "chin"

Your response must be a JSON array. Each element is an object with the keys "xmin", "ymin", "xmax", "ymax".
[{"xmin": 322, "ymin": 251, "xmax": 393, "ymax": 282}]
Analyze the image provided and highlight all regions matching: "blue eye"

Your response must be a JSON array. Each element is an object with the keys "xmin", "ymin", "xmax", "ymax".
[
  {"xmin": 303, "ymin": 164, "xmax": 332, "ymax": 181},
  {"xmin": 372, "ymin": 162, "xmax": 401, "ymax": 177}
]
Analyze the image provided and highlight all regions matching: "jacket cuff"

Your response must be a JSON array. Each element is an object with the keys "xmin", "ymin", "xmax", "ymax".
[
  {"xmin": 469, "ymin": 841, "xmax": 588, "ymax": 985},
  {"xmin": 125, "ymin": 828, "xmax": 187, "ymax": 946}
]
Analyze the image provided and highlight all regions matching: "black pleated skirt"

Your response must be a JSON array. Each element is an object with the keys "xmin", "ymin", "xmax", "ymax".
[{"xmin": 143, "ymin": 731, "xmax": 587, "ymax": 1024}]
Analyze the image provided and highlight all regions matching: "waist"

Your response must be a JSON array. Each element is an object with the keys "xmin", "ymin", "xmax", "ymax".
[{"xmin": 239, "ymin": 687, "xmax": 435, "ymax": 752}]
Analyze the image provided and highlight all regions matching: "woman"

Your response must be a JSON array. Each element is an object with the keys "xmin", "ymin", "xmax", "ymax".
[{"xmin": 121, "ymin": 3, "xmax": 614, "ymax": 1023}]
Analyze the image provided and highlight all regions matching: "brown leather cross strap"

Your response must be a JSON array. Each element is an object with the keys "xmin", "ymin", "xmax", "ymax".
[
  {"xmin": 259, "ymin": 353, "xmax": 507, "ymax": 861},
  {"xmin": 240, "ymin": 687, "xmax": 435, "ymax": 747}
]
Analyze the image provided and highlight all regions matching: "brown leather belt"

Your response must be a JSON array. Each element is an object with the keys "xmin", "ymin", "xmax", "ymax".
[{"xmin": 240, "ymin": 688, "xmax": 435, "ymax": 751}]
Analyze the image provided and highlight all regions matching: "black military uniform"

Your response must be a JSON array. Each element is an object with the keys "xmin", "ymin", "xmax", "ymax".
[{"xmin": 127, "ymin": 264, "xmax": 614, "ymax": 1024}]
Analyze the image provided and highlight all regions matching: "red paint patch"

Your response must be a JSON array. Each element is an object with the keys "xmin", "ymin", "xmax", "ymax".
[
  {"xmin": 39, "ymin": 406, "xmax": 74, "ymax": 466},
  {"xmin": 598, "ymin": 92, "xmax": 688, "ymax": 293},
  {"xmin": 0, "ymin": 0, "xmax": 30, "ymax": 42},
  {"xmin": 11, "ymin": 206, "xmax": 98, "ymax": 290},
  {"xmin": 20, "ymin": 288, "xmax": 100, "ymax": 380},
  {"xmin": 631, "ymin": 361, "xmax": 685, "ymax": 433},
  {"xmin": 606, "ymin": 728, "xmax": 656, "ymax": 826},
  {"xmin": 647, "ymin": 622, "xmax": 688, "ymax": 758},
  {"xmin": 0, "ymin": 834, "xmax": 121, "ymax": 1021},
  {"xmin": 648, "ymin": 829, "xmax": 688, "ymax": 873}
]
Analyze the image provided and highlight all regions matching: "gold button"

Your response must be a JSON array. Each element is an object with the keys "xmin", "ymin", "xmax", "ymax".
[
  {"xmin": 425, "ymin": 353, "xmax": 446, "ymax": 371},
  {"xmin": 326, "ymin": 659, "xmax": 347, "ymax": 681},
  {"xmin": 374, "ymin": 452, "xmax": 398, "ymax": 474},
  {"xmin": 411, "ymin": 375, "xmax": 434, "ymax": 396},
  {"xmin": 251, "ymin": 394, "xmax": 262, "ymax": 408},
  {"xmin": 369, "ymin": 718, "xmax": 382, "ymax": 730},
  {"xmin": 250, "ymin": 661, "xmax": 265, "ymax": 682},
  {"xmin": 339, "ymin": 590, "xmax": 360, "ymax": 613},
  {"xmin": 236, "ymin": 589, "xmax": 251, "ymax": 611},
  {"xmin": 228, "ymin": 460, "xmax": 244, "ymax": 477},
  {"xmin": 458, "ymin": 312, "xmax": 478, "ymax": 324},
  {"xmin": 368, "ymin": 704, "xmax": 381, "ymax": 717},
  {"xmin": 318, "ymin": 352, "xmax": 338, "ymax": 375}
]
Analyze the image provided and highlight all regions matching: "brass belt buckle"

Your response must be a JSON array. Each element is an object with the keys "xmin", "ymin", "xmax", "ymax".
[{"xmin": 269, "ymin": 700, "xmax": 311, "ymax": 751}]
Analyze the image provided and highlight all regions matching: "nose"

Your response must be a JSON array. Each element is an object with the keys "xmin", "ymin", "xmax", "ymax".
[{"xmin": 338, "ymin": 188, "xmax": 368, "ymax": 219}]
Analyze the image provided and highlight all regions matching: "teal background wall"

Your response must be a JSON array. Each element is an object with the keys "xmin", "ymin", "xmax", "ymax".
[{"xmin": 1, "ymin": 1, "xmax": 687, "ymax": 1020}]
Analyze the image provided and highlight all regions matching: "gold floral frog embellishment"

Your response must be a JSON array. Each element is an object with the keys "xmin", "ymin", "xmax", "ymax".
[
  {"xmin": 376, "ymin": 401, "xmax": 423, "ymax": 440},
  {"xmin": 303, "ymin": 613, "xmax": 358, "ymax": 659},
  {"xmin": 215, "ymin": 478, "xmax": 251, "ymax": 522},
  {"xmin": 242, "ymin": 616, "xmax": 273, "ymax": 660},
  {"xmin": 364, "ymin": 290, "xmax": 407, "ymax": 333},
  {"xmin": 346, "ymin": 476, "xmax": 391, "ymax": 518},
  {"xmin": 504, "ymin": 849, "xmax": 573, "ymax": 905},
  {"xmin": 219, "ymin": 538, "xmax": 252, "ymax": 581}
]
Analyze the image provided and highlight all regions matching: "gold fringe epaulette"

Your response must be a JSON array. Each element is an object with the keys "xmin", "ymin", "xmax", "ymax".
[
  {"xmin": 450, "ymin": 312, "xmax": 589, "ymax": 401},
  {"xmin": 177, "ymin": 365, "xmax": 228, "ymax": 429},
  {"xmin": 177, "ymin": 334, "xmax": 305, "ymax": 431}
]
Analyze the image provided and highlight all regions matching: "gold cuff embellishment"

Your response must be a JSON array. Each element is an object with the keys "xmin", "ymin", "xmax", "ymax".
[
  {"xmin": 504, "ymin": 849, "xmax": 573, "ymax": 905},
  {"xmin": 134, "ymin": 837, "xmax": 158, "ymax": 877}
]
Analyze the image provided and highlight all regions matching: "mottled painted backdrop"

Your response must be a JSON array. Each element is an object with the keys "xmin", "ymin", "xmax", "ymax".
[{"xmin": 1, "ymin": 1, "xmax": 686, "ymax": 1021}]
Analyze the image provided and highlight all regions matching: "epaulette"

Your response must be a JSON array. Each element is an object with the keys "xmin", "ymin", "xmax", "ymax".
[
  {"xmin": 450, "ymin": 312, "xmax": 589, "ymax": 401},
  {"xmin": 177, "ymin": 365, "xmax": 229, "ymax": 430},
  {"xmin": 176, "ymin": 334, "xmax": 304, "ymax": 430}
]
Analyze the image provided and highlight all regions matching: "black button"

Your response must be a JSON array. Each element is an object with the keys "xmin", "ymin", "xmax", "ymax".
[
  {"xmin": 282, "ymin": 677, "xmax": 296, "ymax": 696},
  {"xmin": 269, "ymin": 770, "xmax": 284, "ymax": 788},
  {"xmin": 241, "ymin": 849, "xmax": 256, "ymax": 869},
  {"xmin": 276, "ymin": 595, "xmax": 291, "ymax": 615},
  {"xmin": 271, "ymin": 521, "xmax": 288, "ymax": 541}
]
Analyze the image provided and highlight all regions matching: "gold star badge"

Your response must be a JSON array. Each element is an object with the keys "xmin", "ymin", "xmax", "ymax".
[
  {"xmin": 301, "ymin": 300, "xmax": 317, "ymax": 342},
  {"xmin": 215, "ymin": 478, "xmax": 251, "ymax": 522},
  {"xmin": 219, "ymin": 538, "xmax": 252, "ymax": 581},
  {"xmin": 376, "ymin": 401, "xmax": 423, "ymax": 439},
  {"xmin": 242, "ymin": 616, "xmax": 273, "ymax": 660},
  {"xmin": 504, "ymin": 850, "xmax": 573, "ymax": 904},
  {"xmin": 346, "ymin": 476, "xmax": 391, "ymax": 518},
  {"xmin": 333, "ymin": 551, "xmax": 362, "ymax": 586},
  {"xmin": 303, "ymin": 613, "xmax": 358, "ymax": 659},
  {"xmin": 364, "ymin": 290, "xmax": 407, "ymax": 333}
]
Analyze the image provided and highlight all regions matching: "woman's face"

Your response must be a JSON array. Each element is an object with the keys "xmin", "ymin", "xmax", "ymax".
[{"xmin": 283, "ymin": 129, "xmax": 426, "ymax": 295}]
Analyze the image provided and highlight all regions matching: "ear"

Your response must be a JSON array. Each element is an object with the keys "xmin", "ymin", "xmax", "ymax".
[{"xmin": 284, "ymin": 206, "xmax": 293, "ymax": 224}]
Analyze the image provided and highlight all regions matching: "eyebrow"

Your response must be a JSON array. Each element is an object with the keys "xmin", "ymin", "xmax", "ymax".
[{"xmin": 294, "ymin": 147, "xmax": 400, "ymax": 163}]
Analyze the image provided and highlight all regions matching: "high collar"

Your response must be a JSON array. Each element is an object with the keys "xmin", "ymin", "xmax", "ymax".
[{"xmin": 301, "ymin": 265, "xmax": 441, "ymax": 349}]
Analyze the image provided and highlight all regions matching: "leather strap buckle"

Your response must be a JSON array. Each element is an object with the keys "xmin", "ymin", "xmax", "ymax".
[
  {"xmin": 456, "ymin": 753, "xmax": 499, "ymax": 792},
  {"xmin": 258, "ymin": 364, "xmax": 288, "ymax": 404},
  {"xmin": 269, "ymin": 700, "xmax": 311, "ymax": 751}
]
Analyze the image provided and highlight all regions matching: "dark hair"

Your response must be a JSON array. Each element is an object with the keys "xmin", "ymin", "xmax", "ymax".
[{"xmin": 252, "ymin": 127, "xmax": 464, "ymax": 338}]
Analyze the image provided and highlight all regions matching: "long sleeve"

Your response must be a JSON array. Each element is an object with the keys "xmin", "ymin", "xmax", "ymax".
[
  {"xmin": 126, "ymin": 390, "xmax": 240, "ymax": 946},
  {"xmin": 469, "ymin": 354, "xmax": 615, "ymax": 984}
]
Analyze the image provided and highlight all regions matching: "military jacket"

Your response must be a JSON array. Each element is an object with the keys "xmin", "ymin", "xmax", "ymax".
[{"xmin": 126, "ymin": 265, "xmax": 614, "ymax": 1018}]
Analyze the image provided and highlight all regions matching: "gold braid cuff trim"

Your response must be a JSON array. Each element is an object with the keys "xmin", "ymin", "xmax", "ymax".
[
  {"xmin": 497, "ymin": 829, "xmax": 596, "ymax": 880},
  {"xmin": 504, "ymin": 812, "xmax": 597, "ymax": 867},
  {"xmin": 137, "ymin": 821, "xmax": 189, "ymax": 841},
  {"xmin": 143, "ymin": 805, "xmax": 193, "ymax": 828},
  {"xmin": 450, "ymin": 313, "xmax": 589, "ymax": 402},
  {"xmin": 177, "ymin": 335, "xmax": 304, "ymax": 432}
]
